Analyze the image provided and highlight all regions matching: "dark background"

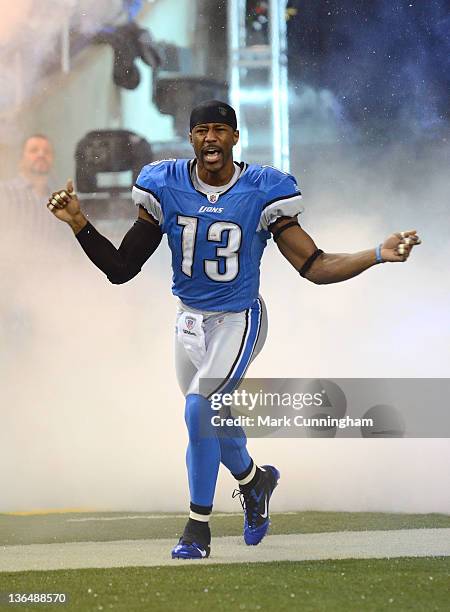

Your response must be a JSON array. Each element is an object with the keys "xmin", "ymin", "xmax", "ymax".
[{"xmin": 286, "ymin": 0, "xmax": 450, "ymax": 141}]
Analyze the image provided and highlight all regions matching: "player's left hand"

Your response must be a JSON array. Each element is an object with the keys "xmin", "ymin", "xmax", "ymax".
[{"xmin": 381, "ymin": 230, "xmax": 422, "ymax": 262}]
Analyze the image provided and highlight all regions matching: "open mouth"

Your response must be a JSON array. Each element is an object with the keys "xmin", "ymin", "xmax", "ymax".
[{"xmin": 202, "ymin": 147, "xmax": 222, "ymax": 163}]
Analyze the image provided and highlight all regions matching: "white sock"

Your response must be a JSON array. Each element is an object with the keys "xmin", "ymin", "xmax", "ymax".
[
  {"xmin": 189, "ymin": 511, "xmax": 210, "ymax": 522},
  {"xmin": 238, "ymin": 463, "xmax": 258, "ymax": 486}
]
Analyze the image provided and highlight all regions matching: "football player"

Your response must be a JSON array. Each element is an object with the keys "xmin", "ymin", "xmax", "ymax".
[{"xmin": 47, "ymin": 100, "xmax": 421, "ymax": 559}]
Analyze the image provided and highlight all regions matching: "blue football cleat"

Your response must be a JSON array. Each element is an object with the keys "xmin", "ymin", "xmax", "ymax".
[
  {"xmin": 233, "ymin": 465, "xmax": 280, "ymax": 546},
  {"xmin": 171, "ymin": 538, "xmax": 210, "ymax": 559}
]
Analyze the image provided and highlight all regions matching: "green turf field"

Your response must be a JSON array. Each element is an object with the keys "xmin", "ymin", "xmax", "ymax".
[
  {"xmin": 1, "ymin": 558, "xmax": 449, "ymax": 611},
  {"xmin": 1, "ymin": 510, "xmax": 450, "ymax": 546},
  {"xmin": 1, "ymin": 511, "xmax": 449, "ymax": 611}
]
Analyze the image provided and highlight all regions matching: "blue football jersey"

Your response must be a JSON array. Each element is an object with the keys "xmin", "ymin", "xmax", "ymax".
[{"xmin": 132, "ymin": 159, "xmax": 303, "ymax": 312}]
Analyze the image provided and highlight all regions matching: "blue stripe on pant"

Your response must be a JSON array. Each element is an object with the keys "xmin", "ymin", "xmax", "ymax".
[{"xmin": 217, "ymin": 298, "xmax": 261, "ymax": 475}]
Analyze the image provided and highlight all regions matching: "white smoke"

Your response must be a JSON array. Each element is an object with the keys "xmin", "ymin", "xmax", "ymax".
[
  {"xmin": 0, "ymin": 0, "xmax": 123, "ymax": 116},
  {"xmin": 1, "ymin": 139, "xmax": 449, "ymax": 514}
]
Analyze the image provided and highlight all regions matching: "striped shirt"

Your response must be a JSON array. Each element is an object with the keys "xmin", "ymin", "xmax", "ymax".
[{"xmin": 0, "ymin": 175, "xmax": 74, "ymax": 268}]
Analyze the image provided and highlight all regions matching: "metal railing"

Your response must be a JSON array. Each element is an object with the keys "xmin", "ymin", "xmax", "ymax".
[{"xmin": 227, "ymin": 0, "xmax": 290, "ymax": 171}]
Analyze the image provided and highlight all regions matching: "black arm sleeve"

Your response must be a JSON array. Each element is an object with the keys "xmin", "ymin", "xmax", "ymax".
[{"xmin": 75, "ymin": 219, "xmax": 162, "ymax": 284}]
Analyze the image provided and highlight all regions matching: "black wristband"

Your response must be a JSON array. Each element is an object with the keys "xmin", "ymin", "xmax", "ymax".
[
  {"xmin": 272, "ymin": 220, "xmax": 299, "ymax": 242},
  {"xmin": 299, "ymin": 249, "xmax": 323, "ymax": 278}
]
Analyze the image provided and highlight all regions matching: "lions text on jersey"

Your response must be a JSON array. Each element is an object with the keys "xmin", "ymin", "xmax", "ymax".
[{"xmin": 132, "ymin": 160, "xmax": 303, "ymax": 312}]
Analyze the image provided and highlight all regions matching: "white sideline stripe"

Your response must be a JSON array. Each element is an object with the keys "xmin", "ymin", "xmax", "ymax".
[
  {"xmin": 1, "ymin": 529, "xmax": 449, "ymax": 573},
  {"xmin": 66, "ymin": 512, "xmax": 299, "ymax": 522}
]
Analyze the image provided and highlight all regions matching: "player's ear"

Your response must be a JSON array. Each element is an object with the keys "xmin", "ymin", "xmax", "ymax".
[
  {"xmin": 233, "ymin": 130, "xmax": 240, "ymax": 146},
  {"xmin": 189, "ymin": 132, "xmax": 193, "ymax": 146}
]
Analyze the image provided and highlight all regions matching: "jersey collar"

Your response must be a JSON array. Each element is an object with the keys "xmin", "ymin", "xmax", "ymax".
[{"xmin": 187, "ymin": 159, "xmax": 248, "ymax": 199}]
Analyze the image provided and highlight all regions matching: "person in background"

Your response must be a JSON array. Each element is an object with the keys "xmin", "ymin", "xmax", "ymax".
[
  {"xmin": 0, "ymin": 134, "xmax": 70, "ymax": 350},
  {"xmin": 1, "ymin": 133, "xmax": 80, "ymax": 267},
  {"xmin": 0, "ymin": 134, "xmax": 57, "ymax": 241}
]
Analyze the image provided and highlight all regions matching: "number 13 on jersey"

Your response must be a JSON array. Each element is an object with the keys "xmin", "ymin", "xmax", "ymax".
[{"xmin": 177, "ymin": 215, "xmax": 242, "ymax": 282}]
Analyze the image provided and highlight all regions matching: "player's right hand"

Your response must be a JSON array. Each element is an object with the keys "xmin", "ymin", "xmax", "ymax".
[{"xmin": 47, "ymin": 179, "xmax": 81, "ymax": 223}]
